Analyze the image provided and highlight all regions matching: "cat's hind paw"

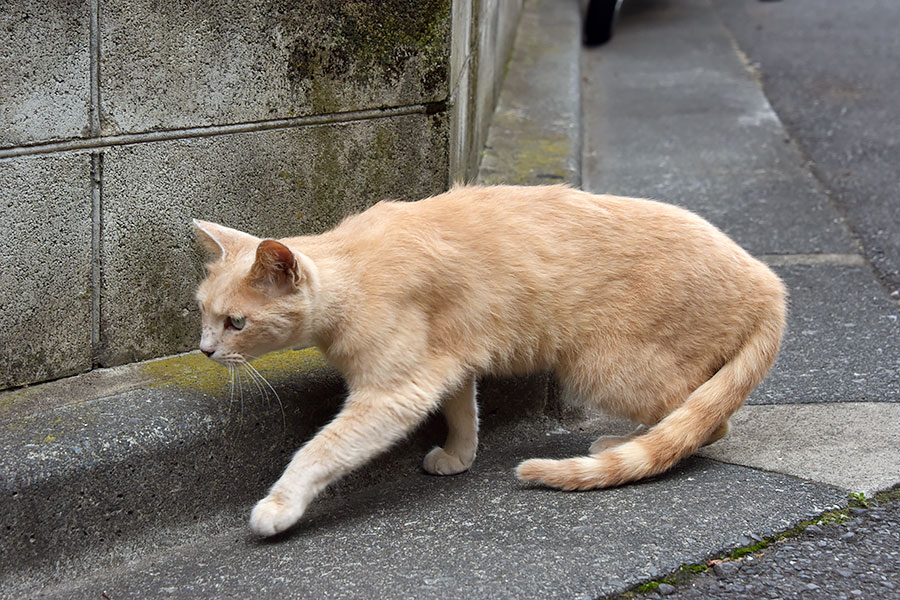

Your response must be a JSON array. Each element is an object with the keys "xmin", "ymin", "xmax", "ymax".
[
  {"xmin": 423, "ymin": 446, "xmax": 473, "ymax": 476},
  {"xmin": 249, "ymin": 493, "xmax": 304, "ymax": 537}
]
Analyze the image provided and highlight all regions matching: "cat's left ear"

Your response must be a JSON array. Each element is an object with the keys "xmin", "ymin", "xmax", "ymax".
[
  {"xmin": 248, "ymin": 239, "xmax": 315, "ymax": 293},
  {"xmin": 192, "ymin": 219, "xmax": 257, "ymax": 261}
]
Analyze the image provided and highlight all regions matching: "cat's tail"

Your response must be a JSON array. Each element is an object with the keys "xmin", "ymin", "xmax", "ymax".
[{"xmin": 515, "ymin": 300, "xmax": 785, "ymax": 491}]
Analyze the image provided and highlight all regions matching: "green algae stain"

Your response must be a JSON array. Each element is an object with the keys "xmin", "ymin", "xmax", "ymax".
[
  {"xmin": 7, "ymin": 416, "xmax": 36, "ymax": 431},
  {"xmin": 140, "ymin": 348, "xmax": 329, "ymax": 395},
  {"xmin": 0, "ymin": 386, "xmax": 34, "ymax": 416}
]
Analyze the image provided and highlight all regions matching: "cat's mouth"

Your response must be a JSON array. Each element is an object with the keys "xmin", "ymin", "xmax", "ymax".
[{"xmin": 208, "ymin": 353, "xmax": 250, "ymax": 367}]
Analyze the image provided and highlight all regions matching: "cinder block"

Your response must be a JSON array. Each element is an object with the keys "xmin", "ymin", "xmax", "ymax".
[
  {"xmin": 99, "ymin": 0, "xmax": 451, "ymax": 134},
  {"xmin": 0, "ymin": 0, "xmax": 91, "ymax": 146},
  {"xmin": 0, "ymin": 153, "xmax": 93, "ymax": 389},
  {"xmin": 99, "ymin": 113, "xmax": 449, "ymax": 366}
]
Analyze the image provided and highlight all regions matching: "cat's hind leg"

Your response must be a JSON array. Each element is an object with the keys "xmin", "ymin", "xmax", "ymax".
[
  {"xmin": 703, "ymin": 419, "xmax": 730, "ymax": 446},
  {"xmin": 423, "ymin": 373, "xmax": 478, "ymax": 476}
]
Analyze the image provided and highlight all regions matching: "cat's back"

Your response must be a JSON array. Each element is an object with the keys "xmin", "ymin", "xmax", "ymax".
[
  {"xmin": 342, "ymin": 184, "xmax": 611, "ymax": 247},
  {"xmin": 387, "ymin": 185, "xmax": 743, "ymax": 265},
  {"xmin": 323, "ymin": 184, "xmax": 772, "ymax": 290}
]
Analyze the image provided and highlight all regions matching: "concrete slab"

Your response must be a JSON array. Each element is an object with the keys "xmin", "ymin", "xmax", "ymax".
[
  {"xmin": 754, "ymin": 264, "xmax": 900, "ymax": 405},
  {"xmin": 471, "ymin": 0, "xmax": 525, "ymax": 173},
  {"xmin": 0, "ymin": 0, "xmax": 90, "ymax": 146},
  {"xmin": 478, "ymin": 0, "xmax": 582, "ymax": 186},
  {"xmin": 31, "ymin": 433, "xmax": 845, "ymax": 600},
  {"xmin": 0, "ymin": 153, "xmax": 93, "ymax": 388},
  {"xmin": 98, "ymin": 113, "xmax": 448, "ymax": 366},
  {"xmin": 99, "ymin": 0, "xmax": 451, "ymax": 134},
  {"xmin": 699, "ymin": 403, "xmax": 900, "ymax": 497},
  {"xmin": 582, "ymin": 0, "xmax": 855, "ymax": 255}
]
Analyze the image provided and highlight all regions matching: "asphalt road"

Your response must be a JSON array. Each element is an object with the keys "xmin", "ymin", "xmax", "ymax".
[
  {"xmin": 712, "ymin": 0, "xmax": 900, "ymax": 302},
  {"xmin": 631, "ymin": 495, "xmax": 900, "ymax": 600}
]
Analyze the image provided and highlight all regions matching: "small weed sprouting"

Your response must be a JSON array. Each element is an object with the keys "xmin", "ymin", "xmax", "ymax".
[{"xmin": 849, "ymin": 492, "xmax": 872, "ymax": 508}]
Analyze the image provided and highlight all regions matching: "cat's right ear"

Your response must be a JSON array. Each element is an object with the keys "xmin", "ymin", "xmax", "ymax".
[{"xmin": 192, "ymin": 219, "xmax": 256, "ymax": 262}]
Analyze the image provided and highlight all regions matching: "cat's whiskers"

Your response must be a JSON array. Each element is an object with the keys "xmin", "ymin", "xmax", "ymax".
[
  {"xmin": 243, "ymin": 360, "xmax": 286, "ymax": 431},
  {"xmin": 235, "ymin": 365, "xmax": 245, "ymax": 424},
  {"xmin": 241, "ymin": 361, "xmax": 269, "ymax": 408},
  {"xmin": 228, "ymin": 364, "xmax": 236, "ymax": 415}
]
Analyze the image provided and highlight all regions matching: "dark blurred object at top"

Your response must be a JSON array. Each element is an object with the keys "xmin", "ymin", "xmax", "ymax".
[{"xmin": 584, "ymin": 0, "xmax": 620, "ymax": 46}]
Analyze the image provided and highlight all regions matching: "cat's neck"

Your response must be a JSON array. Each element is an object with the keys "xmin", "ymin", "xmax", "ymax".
[{"xmin": 284, "ymin": 236, "xmax": 354, "ymax": 359}]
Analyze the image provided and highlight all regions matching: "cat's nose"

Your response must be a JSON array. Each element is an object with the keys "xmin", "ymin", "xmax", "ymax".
[{"xmin": 199, "ymin": 333, "xmax": 216, "ymax": 358}]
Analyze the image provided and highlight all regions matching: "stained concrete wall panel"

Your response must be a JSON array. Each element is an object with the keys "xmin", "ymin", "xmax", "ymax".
[
  {"xmin": 99, "ymin": 0, "xmax": 452, "ymax": 135},
  {"xmin": 0, "ymin": 0, "xmax": 91, "ymax": 147},
  {"xmin": 99, "ymin": 114, "xmax": 449, "ymax": 366},
  {"xmin": 0, "ymin": 153, "xmax": 93, "ymax": 388}
]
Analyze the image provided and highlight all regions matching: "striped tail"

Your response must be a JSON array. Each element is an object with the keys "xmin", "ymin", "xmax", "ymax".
[{"xmin": 516, "ymin": 304, "xmax": 785, "ymax": 490}]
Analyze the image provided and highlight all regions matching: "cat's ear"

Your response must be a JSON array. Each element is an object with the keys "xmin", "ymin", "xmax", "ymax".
[
  {"xmin": 192, "ymin": 219, "xmax": 256, "ymax": 261},
  {"xmin": 248, "ymin": 239, "xmax": 312, "ymax": 292}
]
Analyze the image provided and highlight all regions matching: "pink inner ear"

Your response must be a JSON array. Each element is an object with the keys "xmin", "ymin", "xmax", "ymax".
[{"xmin": 252, "ymin": 240, "xmax": 300, "ymax": 285}]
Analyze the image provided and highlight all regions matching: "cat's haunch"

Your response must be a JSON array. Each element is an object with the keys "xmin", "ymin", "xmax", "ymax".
[{"xmin": 193, "ymin": 184, "xmax": 786, "ymax": 537}]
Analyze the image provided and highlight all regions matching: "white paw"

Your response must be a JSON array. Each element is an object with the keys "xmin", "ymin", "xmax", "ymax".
[
  {"xmin": 249, "ymin": 493, "xmax": 304, "ymax": 537},
  {"xmin": 423, "ymin": 447, "xmax": 473, "ymax": 475}
]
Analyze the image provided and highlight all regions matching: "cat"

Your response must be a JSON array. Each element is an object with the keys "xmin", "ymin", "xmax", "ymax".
[{"xmin": 193, "ymin": 184, "xmax": 786, "ymax": 537}]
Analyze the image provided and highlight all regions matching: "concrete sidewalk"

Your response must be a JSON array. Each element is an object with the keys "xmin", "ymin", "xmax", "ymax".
[{"xmin": 2, "ymin": 0, "xmax": 899, "ymax": 597}]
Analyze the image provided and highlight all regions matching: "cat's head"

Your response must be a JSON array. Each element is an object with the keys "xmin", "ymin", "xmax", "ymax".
[{"xmin": 192, "ymin": 220, "xmax": 320, "ymax": 365}]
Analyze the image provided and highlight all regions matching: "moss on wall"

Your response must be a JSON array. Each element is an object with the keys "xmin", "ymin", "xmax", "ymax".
[{"xmin": 281, "ymin": 0, "xmax": 451, "ymax": 114}]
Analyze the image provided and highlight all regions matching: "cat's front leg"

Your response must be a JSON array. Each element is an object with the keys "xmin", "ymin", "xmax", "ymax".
[
  {"xmin": 423, "ymin": 374, "xmax": 478, "ymax": 475},
  {"xmin": 249, "ymin": 380, "xmax": 450, "ymax": 537}
]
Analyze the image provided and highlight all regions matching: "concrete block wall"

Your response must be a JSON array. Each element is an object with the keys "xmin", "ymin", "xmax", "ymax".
[{"xmin": 0, "ymin": 0, "xmax": 523, "ymax": 389}]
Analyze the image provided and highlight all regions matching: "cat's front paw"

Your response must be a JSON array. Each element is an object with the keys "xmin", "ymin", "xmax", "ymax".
[
  {"xmin": 423, "ymin": 446, "xmax": 473, "ymax": 476},
  {"xmin": 249, "ymin": 493, "xmax": 305, "ymax": 537}
]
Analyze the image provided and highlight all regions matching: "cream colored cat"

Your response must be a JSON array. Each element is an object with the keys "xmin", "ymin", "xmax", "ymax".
[{"xmin": 193, "ymin": 184, "xmax": 786, "ymax": 537}]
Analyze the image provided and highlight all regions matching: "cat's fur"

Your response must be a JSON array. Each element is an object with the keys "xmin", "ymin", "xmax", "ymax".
[{"xmin": 193, "ymin": 184, "xmax": 786, "ymax": 537}]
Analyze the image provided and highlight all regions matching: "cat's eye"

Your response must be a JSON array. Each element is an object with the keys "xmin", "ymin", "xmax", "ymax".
[{"xmin": 226, "ymin": 315, "xmax": 246, "ymax": 331}]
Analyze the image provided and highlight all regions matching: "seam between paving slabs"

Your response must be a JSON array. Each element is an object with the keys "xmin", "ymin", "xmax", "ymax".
[{"xmin": 698, "ymin": 455, "xmax": 859, "ymax": 495}]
